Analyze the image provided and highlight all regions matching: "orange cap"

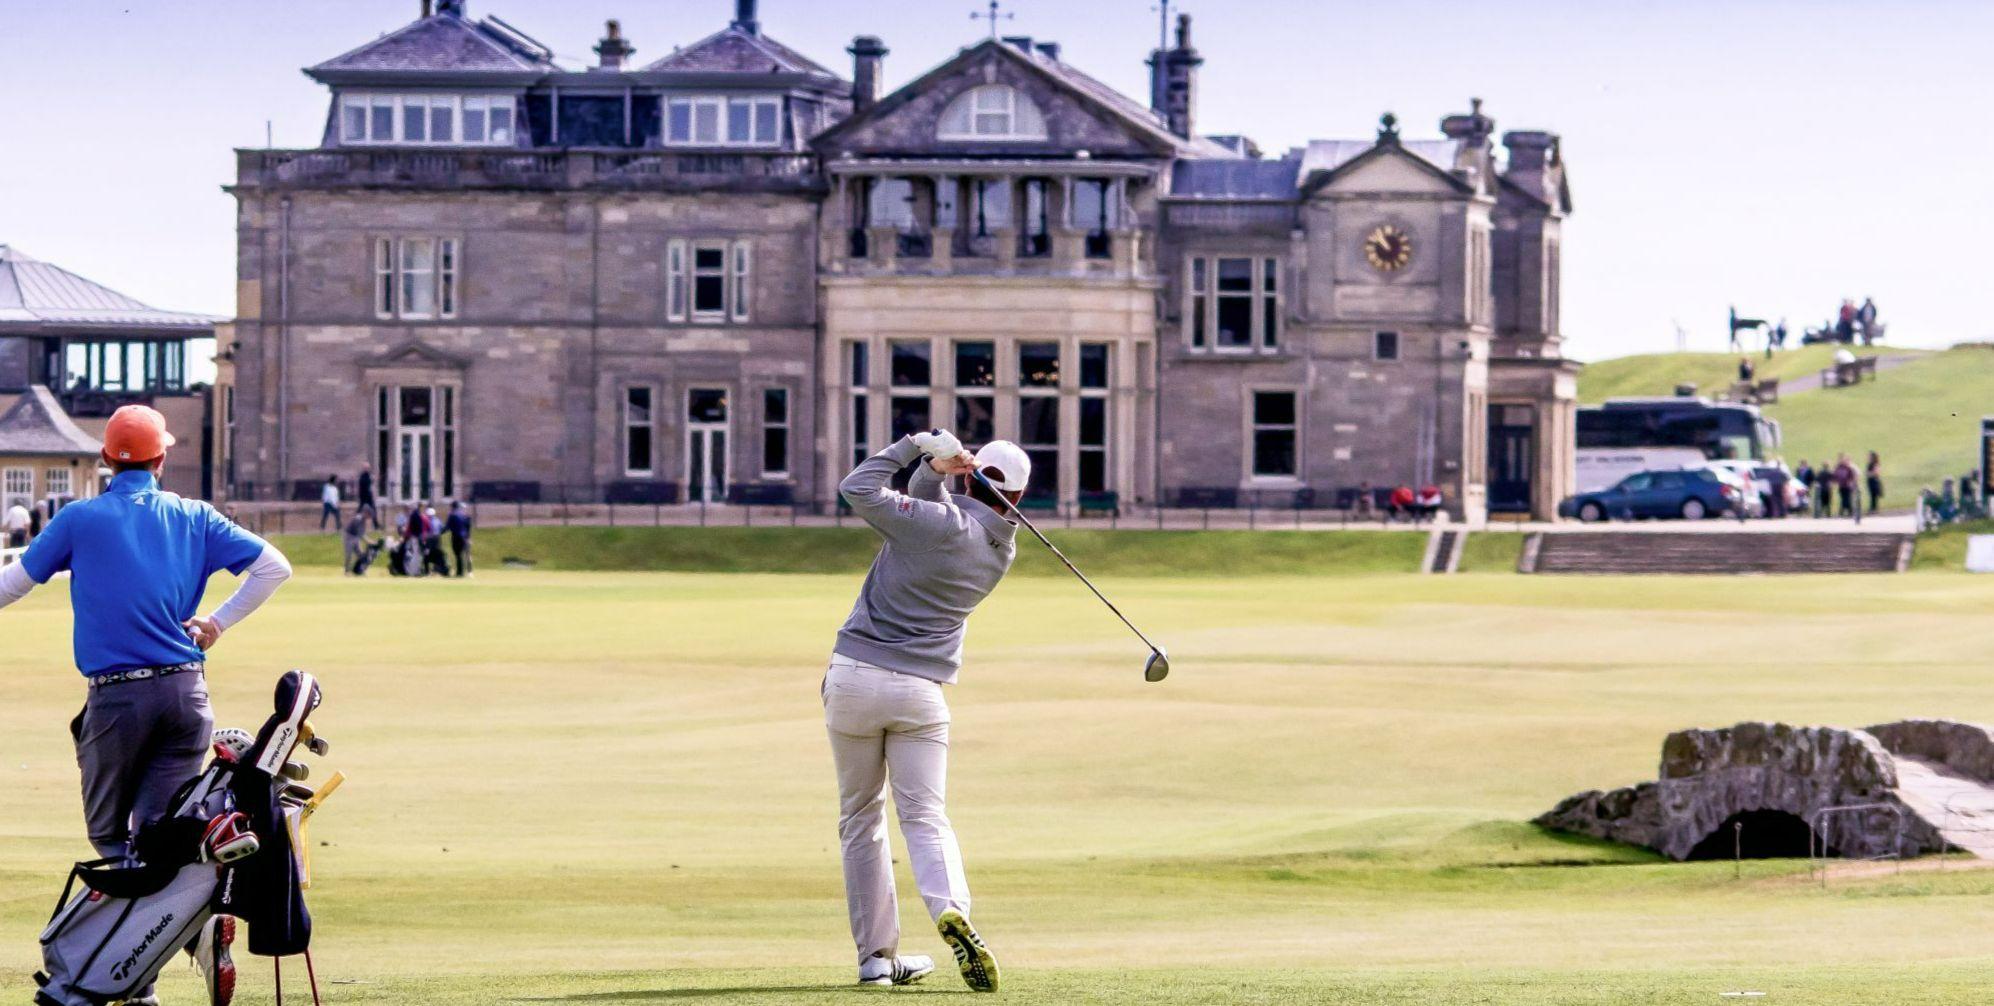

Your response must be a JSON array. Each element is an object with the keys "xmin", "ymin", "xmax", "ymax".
[{"xmin": 101, "ymin": 405, "xmax": 176, "ymax": 465}]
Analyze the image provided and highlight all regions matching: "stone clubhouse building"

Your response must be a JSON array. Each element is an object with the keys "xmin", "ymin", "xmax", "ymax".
[{"xmin": 225, "ymin": 0, "xmax": 1576, "ymax": 521}]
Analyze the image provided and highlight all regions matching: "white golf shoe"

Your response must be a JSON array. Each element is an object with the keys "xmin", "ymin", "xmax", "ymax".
[
  {"xmin": 857, "ymin": 954, "xmax": 935, "ymax": 987},
  {"xmin": 190, "ymin": 915, "xmax": 237, "ymax": 1006}
]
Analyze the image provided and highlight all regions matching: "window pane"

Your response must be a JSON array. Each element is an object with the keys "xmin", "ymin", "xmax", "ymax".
[
  {"xmin": 1078, "ymin": 450, "xmax": 1106, "ymax": 493},
  {"xmin": 973, "ymin": 180, "xmax": 1010, "ymax": 235},
  {"xmin": 1263, "ymin": 296, "xmax": 1279, "ymax": 347},
  {"xmin": 763, "ymin": 428, "xmax": 787, "ymax": 473},
  {"xmin": 849, "ymin": 342, "xmax": 869, "ymax": 386},
  {"xmin": 400, "ymin": 386, "xmax": 433, "ymax": 426},
  {"xmin": 489, "ymin": 105, "xmax": 513, "ymax": 144},
  {"xmin": 955, "ymin": 395, "xmax": 994, "ymax": 444},
  {"xmin": 1019, "ymin": 342, "xmax": 1059, "ymax": 387},
  {"xmin": 869, "ymin": 178, "xmax": 916, "ymax": 230},
  {"xmin": 1253, "ymin": 430, "xmax": 1296, "ymax": 477},
  {"xmin": 668, "ymin": 102, "xmax": 691, "ymax": 142},
  {"xmin": 1191, "ymin": 294, "xmax": 1206, "ymax": 347},
  {"xmin": 1217, "ymin": 296, "xmax": 1253, "ymax": 347},
  {"xmin": 1263, "ymin": 258, "xmax": 1277, "ymax": 292},
  {"xmin": 1376, "ymin": 331, "xmax": 1399, "ymax": 360},
  {"xmin": 1217, "ymin": 257, "xmax": 1253, "ymax": 291},
  {"xmin": 851, "ymin": 393, "xmax": 870, "ymax": 460},
  {"xmin": 342, "ymin": 103, "xmax": 367, "ymax": 142},
  {"xmin": 1079, "ymin": 397, "xmax": 1106, "ymax": 445},
  {"xmin": 763, "ymin": 387, "xmax": 788, "ymax": 423},
  {"xmin": 431, "ymin": 104, "xmax": 453, "ymax": 142},
  {"xmin": 694, "ymin": 275, "xmax": 725, "ymax": 314},
  {"xmin": 688, "ymin": 388, "xmax": 727, "ymax": 422},
  {"xmin": 628, "ymin": 425, "xmax": 651, "ymax": 473},
  {"xmin": 975, "ymin": 112, "xmax": 1010, "ymax": 135},
  {"xmin": 1020, "ymin": 396, "xmax": 1059, "ymax": 445},
  {"xmin": 1025, "ymin": 449, "xmax": 1059, "ymax": 498},
  {"xmin": 890, "ymin": 396, "xmax": 931, "ymax": 438},
  {"xmin": 626, "ymin": 387, "xmax": 651, "ymax": 423},
  {"xmin": 1079, "ymin": 344, "xmax": 1108, "ymax": 388},
  {"xmin": 694, "ymin": 102, "xmax": 719, "ymax": 143},
  {"xmin": 890, "ymin": 342, "xmax": 931, "ymax": 387},
  {"xmin": 1254, "ymin": 391, "xmax": 1295, "ymax": 425},
  {"xmin": 727, "ymin": 101, "xmax": 751, "ymax": 143},
  {"xmin": 754, "ymin": 102, "xmax": 779, "ymax": 143},
  {"xmin": 1074, "ymin": 181, "xmax": 1106, "ymax": 232},
  {"xmin": 404, "ymin": 98, "xmax": 427, "ymax": 141},
  {"xmin": 463, "ymin": 106, "xmax": 486, "ymax": 142},
  {"xmin": 954, "ymin": 341, "xmax": 995, "ymax": 387},
  {"xmin": 694, "ymin": 247, "xmax": 725, "ymax": 271},
  {"xmin": 370, "ymin": 102, "xmax": 394, "ymax": 141}
]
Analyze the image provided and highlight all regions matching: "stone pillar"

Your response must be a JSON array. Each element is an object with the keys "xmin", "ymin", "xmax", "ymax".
[{"xmin": 867, "ymin": 225, "xmax": 898, "ymax": 269}]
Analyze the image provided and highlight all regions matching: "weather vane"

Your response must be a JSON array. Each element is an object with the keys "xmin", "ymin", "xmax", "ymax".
[{"xmin": 971, "ymin": 0, "xmax": 1013, "ymax": 39}]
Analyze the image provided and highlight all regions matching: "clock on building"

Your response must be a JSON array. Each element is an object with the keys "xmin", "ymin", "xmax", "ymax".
[{"xmin": 1363, "ymin": 224, "xmax": 1413, "ymax": 272}]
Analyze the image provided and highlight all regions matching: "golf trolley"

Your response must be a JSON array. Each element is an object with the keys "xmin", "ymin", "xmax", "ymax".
[{"xmin": 34, "ymin": 670, "xmax": 344, "ymax": 1006}]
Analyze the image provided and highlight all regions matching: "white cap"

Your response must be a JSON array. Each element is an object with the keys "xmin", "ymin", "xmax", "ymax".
[{"xmin": 973, "ymin": 440, "xmax": 1031, "ymax": 492}]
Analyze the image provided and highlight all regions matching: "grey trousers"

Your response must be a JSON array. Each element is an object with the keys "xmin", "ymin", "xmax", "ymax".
[{"xmin": 70, "ymin": 671, "xmax": 213, "ymax": 859}]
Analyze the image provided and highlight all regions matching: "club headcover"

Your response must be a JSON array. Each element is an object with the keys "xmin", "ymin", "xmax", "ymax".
[
  {"xmin": 211, "ymin": 728, "xmax": 254, "ymax": 764},
  {"xmin": 247, "ymin": 671, "xmax": 321, "ymax": 778}
]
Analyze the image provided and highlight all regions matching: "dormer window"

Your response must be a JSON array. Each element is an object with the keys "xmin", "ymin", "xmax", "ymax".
[
  {"xmin": 665, "ymin": 96, "xmax": 782, "ymax": 147},
  {"xmin": 937, "ymin": 85, "xmax": 1047, "ymax": 141},
  {"xmin": 338, "ymin": 92, "xmax": 514, "ymax": 146}
]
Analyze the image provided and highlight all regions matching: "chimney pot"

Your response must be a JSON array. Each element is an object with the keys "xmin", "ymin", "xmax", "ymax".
[
  {"xmin": 733, "ymin": 0, "xmax": 760, "ymax": 35},
  {"xmin": 594, "ymin": 18, "xmax": 635, "ymax": 70},
  {"xmin": 1035, "ymin": 41, "xmax": 1061, "ymax": 61},
  {"xmin": 437, "ymin": 0, "xmax": 464, "ymax": 15},
  {"xmin": 849, "ymin": 35, "xmax": 889, "ymax": 111}
]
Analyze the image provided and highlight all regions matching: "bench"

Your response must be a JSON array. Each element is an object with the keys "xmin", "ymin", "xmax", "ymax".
[
  {"xmin": 602, "ymin": 480, "xmax": 678, "ymax": 505},
  {"xmin": 725, "ymin": 483, "xmax": 795, "ymax": 506},
  {"xmin": 1017, "ymin": 495, "xmax": 1060, "ymax": 513},
  {"xmin": 1078, "ymin": 491, "xmax": 1120, "ymax": 517},
  {"xmin": 1171, "ymin": 486, "xmax": 1238, "ymax": 509},
  {"xmin": 471, "ymin": 480, "xmax": 542, "ymax": 503},
  {"xmin": 1753, "ymin": 377, "xmax": 1780, "ymax": 404}
]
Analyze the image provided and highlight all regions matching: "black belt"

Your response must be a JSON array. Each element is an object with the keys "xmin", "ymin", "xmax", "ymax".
[{"xmin": 86, "ymin": 663, "xmax": 205, "ymax": 689}]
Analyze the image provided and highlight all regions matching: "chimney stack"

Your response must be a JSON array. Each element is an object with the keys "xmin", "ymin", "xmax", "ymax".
[
  {"xmin": 594, "ymin": 19, "xmax": 634, "ymax": 71},
  {"xmin": 1034, "ymin": 41, "xmax": 1061, "ymax": 61},
  {"xmin": 437, "ymin": 0, "xmax": 464, "ymax": 16},
  {"xmin": 1502, "ymin": 130, "xmax": 1560, "ymax": 203},
  {"xmin": 421, "ymin": 0, "xmax": 434, "ymax": 16},
  {"xmin": 849, "ymin": 35, "xmax": 888, "ymax": 112},
  {"xmin": 1148, "ymin": 13, "xmax": 1202, "ymax": 139},
  {"xmin": 733, "ymin": 0, "xmax": 760, "ymax": 36}
]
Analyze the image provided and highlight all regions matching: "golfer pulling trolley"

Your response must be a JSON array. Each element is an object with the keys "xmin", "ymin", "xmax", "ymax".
[
  {"xmin": 0, "ymin": 405, "xmax": 293, "ymax": 1006},
  {"xmin": 826, "ymin": 428, "xmax": 1028, "ymax": 991}
]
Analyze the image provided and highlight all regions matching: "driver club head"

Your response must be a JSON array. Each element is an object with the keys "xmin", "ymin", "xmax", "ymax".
[{"xmin": 1144, "ymin": 649, "xmax": 1170, "ymax": 683}]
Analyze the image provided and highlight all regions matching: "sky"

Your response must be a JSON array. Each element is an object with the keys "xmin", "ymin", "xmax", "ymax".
[{"xmin": 2, "ymin": 0, "xmax": 1991, "ymax": 362}]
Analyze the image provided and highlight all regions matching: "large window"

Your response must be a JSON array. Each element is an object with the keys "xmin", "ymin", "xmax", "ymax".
[
  {"xmin": 624, "ymin": 387, "xmax": 654, "ymax": 477},
  {"xmin": 848, "ymin": 342, "xmax": 871, "ymax": 466},
  {"xmin": 61, "ymin": 339, "xmax": 187, "ymax": 394},
  {"xmin": 338, "ymin": 93, "xmax": 515, "ymax": 146},
  {"xmin": 889, "ymin": 341, "xmax": 932, "ymax": 439},
  {"xmin": 3, "ymin": 468, "xmax": 31, "ymax": 511},
  {"xmin": 44, "ymin": 467, "xmax": 71, "ymax": 501},
  {"xmin": 666, "ymin": 96, "xmax": 781, "ymax": 146},
  {"xmin": 937, "ymin": 85, "xmax": 1048, "ymax": 140},
  {"xmin": 1019, "ymin": 179, "xmax": 1051, "ymax": 257},
  {"xmin": 667, "ymin": 239, "xmax": 752, "ymax": 323},
  {"xmin": 1073, "ymin": 179, "xmax": 1117, "ymax": 259},
  {"xmin": 1250, "ymin": 391, "xmax": 1299, "ymax": 479},
  {"xmin": 374, "ymin": 237, "xmax": 458, "ymax": 320},
  {"xmin": 1018, "ymin": 341, "xmax": 1060, "ymax": 502},
  {"xmin": 1185, "ymin": 255, "xmax": 1279, "ymax": 351},
  {"xmin": 1079, "ymin": 344, "xmax": 1110, "ymax": 493},
  {"xmin": 762, "ymin": 388, "xmax": 789, "ymax": 477},
  {"xmin": 954, "ymin": 341, "xmax": 996, "ymax": 446}
]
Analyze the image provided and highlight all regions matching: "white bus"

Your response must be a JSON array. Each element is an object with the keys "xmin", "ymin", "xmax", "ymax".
[{"xmin": 1575, "ymin": 398, "xmax": 1781, "ymax": 494}]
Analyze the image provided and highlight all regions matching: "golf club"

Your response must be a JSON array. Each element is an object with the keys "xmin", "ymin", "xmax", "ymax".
[{"xmin": 970, "ymin": 469, "xmax": 1170, "ymax": 682}]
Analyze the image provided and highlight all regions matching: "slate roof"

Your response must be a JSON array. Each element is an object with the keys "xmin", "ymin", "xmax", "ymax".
[
  {"xmin": 0, "ymin": 386, "xmax": 101, "ymax": 457},
  {"xmin": 1007, "ymin": 42, "xmax": 1238, "ymax": 158},
  {"xmin": 643, "ymin": 25, "xmax": 842, "ymax": 81},
  {"xmin": 1171, "ymin": 157, "xmax": 1301, "ymax": 200},
  {"xmin": 308, "ymin": 11, "xmax": 557, "ymax": 78},
  {"xmin": 0, "ymin": 246, "xmax": 220, "ymax": 332}
]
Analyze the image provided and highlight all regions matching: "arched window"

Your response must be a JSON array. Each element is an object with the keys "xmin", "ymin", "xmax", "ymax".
[{"xmin": 937, "ymin": 85, "xmax": 1047, "ymax": 141}]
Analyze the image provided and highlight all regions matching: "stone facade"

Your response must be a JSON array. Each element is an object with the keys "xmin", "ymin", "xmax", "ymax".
[{"xmin": 225, "ymin": 0, "xmax": 1578, "ymax": 518}]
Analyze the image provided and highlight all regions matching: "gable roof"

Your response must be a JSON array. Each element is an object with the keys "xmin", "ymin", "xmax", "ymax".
[
  {"xmin": 0, "ymin": 246, "xmax": 220, "ymax": 332},
  {"xmin": 642, "ymin": 24, "xmax": 841, "ymax": 82},
  {"xmin": 307, "ymin": 10, "xmax": 557, "ymax": 81},
  {"xmin": 1297, "ymin": 137, "xmax": 1475, "ymax": 196},
  {"xmin": 0, "ymin": 386, "xmax": 101, "ymax": 457}
]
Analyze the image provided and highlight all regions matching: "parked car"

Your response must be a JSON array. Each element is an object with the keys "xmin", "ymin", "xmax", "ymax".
[
  {"xmin": 1706, "ymin": 459, "xmax": 1797, "ymax": 516},
  {"xmin": 1559, "ymin": 467, "xmax": 1742, "ymax": 522}
]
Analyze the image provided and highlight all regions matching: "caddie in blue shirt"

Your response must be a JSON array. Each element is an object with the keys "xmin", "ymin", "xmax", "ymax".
[{"xmin": 0, "ymin": 405, "xmax": 291, "ymax": 1006}]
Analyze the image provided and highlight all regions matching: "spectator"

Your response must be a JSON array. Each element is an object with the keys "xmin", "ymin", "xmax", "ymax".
[
  {"xmin": 1764, "ymin": 464, "xmax": 1790, "ymax": 519},
  {"xmin": 445, "ymin": 501, "xmax": 474, "ymax": 578},
  {"xmin": 1353, "ymin": 481, "xmax": 1375, "ymax": 520},
  {"xmin": 1738, "ymin": 357, "xmax": 1755, "ymax": 382},
  {"xmin": 1389, "ymin": 485, "xmax": 1416, "ymax": 522},
  {"xmin": 1865, "ymin": 452, "xmax": 1884, "ymax": 514},
  {"xmin": 319, "ymin": 474, "xmax": 342, "ymax": 530},
  {"xmin": 1794, "ymin": 459, "xmax": 1814, "ymax": 514},
  {"xmin": 341, "ymin": 510, "xmax": 367, "ymax": 575},
  {"xmin": 3, "ymin": 501, "xmax": 30, "ymax": 548},
  {"xmin": 1858, "ymin": 297, "xmax": 1879, "ymax": 343},
  {"xmin": 1833, "ymin": 454, "xmax": 1858, "ymax": 518},
  {"xmin": 30, "ymin": 501, "xmax": 45, "ymax": 539},
  {"xmin": 356, "ymin": 464, "xmax": 378, "ymax": 530},
  {"xmin": 1813, "ymin": 462, "xmax": 1833, "ymax": 518},
  {"xmin": 1772, "ymin": 318, "xmax": 1788, "ymax": 350},
  {"xmin": 1836, "ymin": 300, "xmax": 1856, "ymax": 343},
  {"xmin": 1414, "ymin": 485, "xmax": 1444, "ymax": 522},
  {"xmin": 422, "ymin": 506, "xmax": 451, "ymax": 576}
]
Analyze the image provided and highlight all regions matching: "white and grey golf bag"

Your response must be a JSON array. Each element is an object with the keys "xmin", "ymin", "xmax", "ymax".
[{"xmin": 34, "ymin": 859, "xmax": 220, "ymax": 1006}]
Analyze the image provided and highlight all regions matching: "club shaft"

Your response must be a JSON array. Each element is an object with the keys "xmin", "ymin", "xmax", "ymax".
[{"xmin": 973, "ymin": 472, "xmax": 1163, "ymax": 655}]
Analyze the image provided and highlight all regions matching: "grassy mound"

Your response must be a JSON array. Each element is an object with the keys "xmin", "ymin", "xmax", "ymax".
[
  {"xmin": 1577, "ymin": 344, "xmax": 1906, "ymax": 402},
  {"xmin": 1766, "ymin": 347, "xmax": 1994, "ymax": 501}
]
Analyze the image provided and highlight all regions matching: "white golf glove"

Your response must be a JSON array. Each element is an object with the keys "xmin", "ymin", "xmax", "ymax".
[{"xmin": 913, "ymin": 428, "xmax": 963, "ymax": 460}]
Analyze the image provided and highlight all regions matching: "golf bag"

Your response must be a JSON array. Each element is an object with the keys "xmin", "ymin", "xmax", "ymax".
[
  {"xmin": 351, "ymin": 538, "xmax": 385, "ymax": 576},
  {"xmin": 35, "ymin": 671, "xmax": 325, "ymax": 1006}
]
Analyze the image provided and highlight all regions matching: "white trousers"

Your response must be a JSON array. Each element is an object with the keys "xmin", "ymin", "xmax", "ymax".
[{"xmin": 824, "ymin": 654, "xmax": 972, "ymax": 965}]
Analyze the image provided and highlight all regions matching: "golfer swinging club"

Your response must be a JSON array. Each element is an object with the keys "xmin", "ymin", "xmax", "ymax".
[
  {"xmin": 0, "ymin": 405, "xmax": 292, "ymax": 1006},
  {"xmin": 826, "ymin": 427, "xmax": 1028, "ymax": 991}
]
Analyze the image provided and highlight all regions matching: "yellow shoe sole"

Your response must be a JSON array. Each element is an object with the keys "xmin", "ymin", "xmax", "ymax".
[{"xmin": 937, "ymin": 909, "xmax": 1000, "ymax": 993}]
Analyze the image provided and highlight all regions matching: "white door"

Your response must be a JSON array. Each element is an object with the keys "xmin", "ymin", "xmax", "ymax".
[
  {"xmin": 685, "ymin": 388, "xmax": 729, "ymax": 504},
  {"xmin": 396, "ymin": 429, "xmax": 435, "ymax": 503}
]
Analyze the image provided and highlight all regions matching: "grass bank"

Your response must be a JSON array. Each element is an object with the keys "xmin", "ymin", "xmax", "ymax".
[{"xmin": 1576, "ymin": 344, "xmax": 1904, "ymax": 402}]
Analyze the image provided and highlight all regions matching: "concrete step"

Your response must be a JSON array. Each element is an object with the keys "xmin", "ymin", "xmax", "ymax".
[{"xmin": 1523, "ymin": 531, "xmax": 1912, "ymax": 574}]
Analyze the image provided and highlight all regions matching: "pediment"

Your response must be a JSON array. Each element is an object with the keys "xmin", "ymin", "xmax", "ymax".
[
  {"xmin": 362, "ymin": 339, "xmax": 470, "ymax": 371},
  {"xmin": 1310, "ymin": 145, "xmax": 1469, "ymax": 197}
]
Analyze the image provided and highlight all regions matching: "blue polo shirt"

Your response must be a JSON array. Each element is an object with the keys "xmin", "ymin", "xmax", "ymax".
[{"xmin": 21, "ymin": 471, "xmax": 268, "ymax": 676}]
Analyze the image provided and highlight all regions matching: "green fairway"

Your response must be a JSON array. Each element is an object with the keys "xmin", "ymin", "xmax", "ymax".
[{"xmin": 6, "ymin": 567, "xmax": 1994, "ymax": 1003}]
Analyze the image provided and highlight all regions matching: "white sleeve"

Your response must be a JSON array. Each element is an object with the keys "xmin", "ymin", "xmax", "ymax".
[
  {"xmin": 208, "ymin": 545, "xmax": 294, "ymax": 631},
  {"xmin": 0, "ymin": 562, "xmax": 36, "ymax": 610}
]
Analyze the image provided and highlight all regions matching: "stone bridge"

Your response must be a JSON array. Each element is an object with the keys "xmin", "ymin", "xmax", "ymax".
[{"xmin": 1537, "ymin": 720, "xmax": 1994, "ymax": 860}]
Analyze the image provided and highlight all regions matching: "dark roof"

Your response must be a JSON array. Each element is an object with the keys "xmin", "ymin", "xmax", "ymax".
[
  {"xmin": 643, "ymin": 25, "xmax": 841, "ymax": 81},
  {"xmin": 308, "ymin": 11, "xmax": 556, "ymax": 78},
  {"xmin": 1171, "ymin": 157, "xmax": 1301, "ymax": 200},
  {"xmin": 0, "ymin": 246, "xmax": 220, "ymax": 332},
  {"xmin": 0, "ymin": 386, "xmax": 100, "ymax": 457}
]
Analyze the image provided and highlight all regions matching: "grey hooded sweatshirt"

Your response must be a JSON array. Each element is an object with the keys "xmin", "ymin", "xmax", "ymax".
[{"xmin": 833, "ymin": 436, "xmax": 1019, "ymax": 683}]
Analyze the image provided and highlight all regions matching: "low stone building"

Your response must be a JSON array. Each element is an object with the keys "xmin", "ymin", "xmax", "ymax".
[
  {"xmin": 225, "ymin": 0, "xmax": 1579, "ymax": 520},
  {"xmin": 0, "ymin": 386, "xmax": 103, "ymax": 517}
]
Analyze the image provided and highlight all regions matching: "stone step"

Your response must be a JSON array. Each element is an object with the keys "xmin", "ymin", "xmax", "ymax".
[
  {"xmin": 1891, "ymin": 756, "xmax": 1994, "ymax": 857},
  {"xmin": 1524, "ymin": 531, "xmax": 1912, "ymax": 574}
]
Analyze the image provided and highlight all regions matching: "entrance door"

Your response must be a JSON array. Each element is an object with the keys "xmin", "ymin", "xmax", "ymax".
[
  {"xmin": 379, "ymin": 385, "xmax": 455, "ymax": 504},
  {"xmin": 1488, "ymin": 404, "xmax": 1537, "ymax": 514},
  {"xmin": 397, "ymin": 429, "xmax": 435, "ymax": 503},
  {"xmin": 685, "ymin": 388, "xmax": 729, "ymax": 504}
]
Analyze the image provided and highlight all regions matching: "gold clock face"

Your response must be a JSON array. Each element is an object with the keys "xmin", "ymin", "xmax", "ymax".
[{"xmin": 1363, "ymin": 224, "xmax": 1413, "ymax": 272}]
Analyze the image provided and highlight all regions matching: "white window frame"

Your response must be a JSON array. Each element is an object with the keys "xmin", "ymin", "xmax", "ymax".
[
  {"xmin": 730, "ymin": 240, "xmax": 752, "ymax": 322},
  {"xmin": 690, "ymin": 240, "xmax": 729, "ymax": 323},
  {"xmin": 44, "ymin": 467, "xmax": 71, "ymax": 500},
  {"xmin": 937, "ymin": 84, "xmax": 1048, "ymax": 141},
  {"xmin": 761, "ymin": 386, "xmax": 790, "ymax": 478},
  {"xmin": 1246, "ymin": 388, "xmax": 1302, "ymax": 483},
  {"xmin": 3, "ymin": 467, "xmax": 32, "ymax": 510},
  {"xmin": 665, "ymin": 240, "xmax": 688, "ymax": 322},
  {"xmin": 665, "ymin": 95, "xmax": 782, "ymax": 147},
  {"xmin": 624, "ymin": 385, "xmax": 656, "ymax": 478},
  {"xmin": 339, "ymin": 92, "xmax": 514, "ymax": 146},
  {"xmin": 375, "ymin": 236, "xmax": 459, "ymax": 321},
  {"xmin": 1185, "ymin": 255, "xmax": 1280, "ymax": 354}
]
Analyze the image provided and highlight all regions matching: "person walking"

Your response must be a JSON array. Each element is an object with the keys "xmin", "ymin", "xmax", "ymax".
[
  {"xmin": 1866, "ymin": 451, "xmax": 1884, "ymax": 514},
  {"xmin": 356, "ymin": 464, "xmax": 378, "ymax": 530},
  {"xmin": 341, "ymin": 509, "xmax": 368, "ymax": 575},
  {"xmin": 3, "ymin": 499, "xmax": 29, "ymax": 548},
  {"xmin": 318, "ymin": 474, "xmax": 342, "ymax": 530},
  {"xmin": 445, "ymin": 501, "xmax": 474, "ymax": 577},
  {"xmin": 1834, "ymin": 453, "xmax": 1858, "ymax": 518},
  {"xmin": 825, "ymin": 428, "xmax": 1022, "ymax": 992},
  {"xmin": 0, "ymin": 405, "xmax": 292, "ymax": 1006}
]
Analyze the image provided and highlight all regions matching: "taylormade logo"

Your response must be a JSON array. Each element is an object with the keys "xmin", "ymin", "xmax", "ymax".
[{"xmin": 110, "ymin": 913, "xmax": 174, "ymax": 982}]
